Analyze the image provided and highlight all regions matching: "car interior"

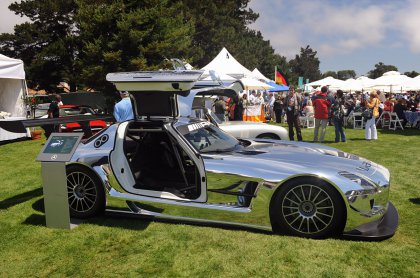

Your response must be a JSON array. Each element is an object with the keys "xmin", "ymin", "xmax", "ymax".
[{"xmin": 123, "ymin": 120, "xmax": 201, "ymax": 199}]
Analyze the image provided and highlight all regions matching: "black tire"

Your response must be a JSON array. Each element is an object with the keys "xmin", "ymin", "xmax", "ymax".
[
  {"xmin": 66, "ymin": 164, "xmax": 105, "ymax": 218},
  {"xmin": 256, "ymin": 133, "xmax": 280, "ymax": 140},
  {"xmin": 271, "ymin": 177, "xmax": 345, "ymax": 238}
]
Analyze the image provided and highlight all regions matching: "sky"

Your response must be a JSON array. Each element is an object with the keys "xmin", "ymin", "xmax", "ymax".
[
  {"xmin": 1, "ymin": 0, "xmax": 419, "ymax": 77},
  {"xmin": 248, "ymin": 0, "xmax": 420, "ymax": 76}
]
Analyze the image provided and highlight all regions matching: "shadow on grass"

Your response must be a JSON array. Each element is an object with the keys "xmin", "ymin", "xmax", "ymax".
[
  {"xmin": 22, "ymin": 213, "xmax": 46, "ymax": 226},
  {"xmin": 378, "ymin": 128, "xmax": 420, "ymax": 136},
  {"xmin": 0, "ymin": 188, "xmax": 43, "ymax": 210},
  {"xmin": 408, "ymin": 198, "xmax": 420, "ymax": 204},
  {"xmin": 106, "ymin": 210, "xmax": 272, "ymax": 235},
  {"xmin": 32, "ymin": 198, "xmax": 44, "ymax": 213}
]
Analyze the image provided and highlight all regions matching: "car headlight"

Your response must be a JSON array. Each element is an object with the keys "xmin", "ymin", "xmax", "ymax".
[
  {"xmin": 339, "ymin": 171, "xmax": 380, "ymax": 201},
  {"xmin": 59, "ymin": 124, "xmax": 67, "ymax": 130}
]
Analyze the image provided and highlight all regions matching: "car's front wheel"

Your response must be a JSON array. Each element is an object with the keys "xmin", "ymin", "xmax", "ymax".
[
  {"xmin": 66, "ymin": 165, "xmax": 105, "ymax": 218},
  {"xmin": 271, "ymin": 178, "xmax": 345, "ymax": 238}
]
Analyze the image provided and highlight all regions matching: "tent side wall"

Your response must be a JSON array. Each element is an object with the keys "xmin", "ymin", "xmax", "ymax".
[{"xmin": 0, "ymin": 78, "xmax": 27, "ymax": 117}]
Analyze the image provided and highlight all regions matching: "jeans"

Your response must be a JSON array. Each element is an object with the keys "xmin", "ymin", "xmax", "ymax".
[{"xmin": 333, "ymin": 118, "xmax": 346, "ymax": 142}]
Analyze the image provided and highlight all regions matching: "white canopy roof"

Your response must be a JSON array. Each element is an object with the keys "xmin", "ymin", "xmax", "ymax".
[
  {"xmin": 307, "ymin": 76, "xmax": 345, "ymax": 89},
  {"xmin": 0, "ymin": 54, "xmax": 28, "ymax": 141},
  {"xmin": 366, "ymin": 71, "xmax": 411, "ymax": 93},
  {"xmin": 0, "ymin": 54, "xmax": 27, "ymax": 118},
  {"xmin": 340, "ymin": 76, "xmax": 374, "ymax": 91},
  {"xmin": 251, "ymin": 68, "xmax": 270, "ymax": 82},
  {"xmin": 0, "ymin": 54, "xmax": 25, "ymax": 79},
  {"xmin": 403, "ymin": 75, "xmax": 420, "ymax": 90},
  {"xmin": 240, "ymin": 77, "xmax": 273, "ymax": 90},
  {"xmin": 201, "ymin": 47, "xmax": 253, "ymax": 79}
]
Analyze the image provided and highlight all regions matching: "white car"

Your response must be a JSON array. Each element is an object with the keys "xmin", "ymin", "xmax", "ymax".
[
  {"xmin": 197, "ymin": 108, "xmax": 288, "ymax": 140},
  {"xmin": 192, "ymin": 92, "xmax": 288, "ymax": 140}
]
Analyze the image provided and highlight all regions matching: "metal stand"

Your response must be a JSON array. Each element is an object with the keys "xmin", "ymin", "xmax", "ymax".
[
  {"xmin": 41, "ymin": 162, "xmax": 71, "ymax": 229},
  {"xmin": 36, "ymin": 132, "xmax": 83, "ymax": 229}
]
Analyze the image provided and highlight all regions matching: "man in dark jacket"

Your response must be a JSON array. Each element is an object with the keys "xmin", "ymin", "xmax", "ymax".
[{"xmin": 284, "ymin": 86, "xmax": 302, "ymax": 141}]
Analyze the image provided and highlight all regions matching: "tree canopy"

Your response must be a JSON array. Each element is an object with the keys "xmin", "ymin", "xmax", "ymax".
[
  {"xmin": 288, "ymin": 45, "xmax": 321, "ymax": 85},
  {"xmin": 367, "ymin": 62, "xmax": 398, "ymax": 79}
]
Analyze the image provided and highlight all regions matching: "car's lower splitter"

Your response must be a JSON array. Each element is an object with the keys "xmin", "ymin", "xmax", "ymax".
[{"xmin": 342, "ymin": 202, "xmax": 398, "ymax": 241}]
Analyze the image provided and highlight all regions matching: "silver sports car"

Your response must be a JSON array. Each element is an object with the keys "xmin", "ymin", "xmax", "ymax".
[{"xmin": 65, "ymin": 70, "xmax": 398, "ymax": 239}]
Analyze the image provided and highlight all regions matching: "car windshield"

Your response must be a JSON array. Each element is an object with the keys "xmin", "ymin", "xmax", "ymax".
[{"xmin": 176, "ymin": 121, "xmax": 240, "ymax": 153}]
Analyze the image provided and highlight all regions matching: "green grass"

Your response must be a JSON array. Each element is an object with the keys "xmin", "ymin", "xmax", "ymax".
[{"xmin": 1, "ymin": 126, "xmax": 419, "ymax": 277}]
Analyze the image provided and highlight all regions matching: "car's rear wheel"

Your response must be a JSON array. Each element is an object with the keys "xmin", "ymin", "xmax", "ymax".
[
  {"xmin": 256, "ymin": 133, "xmax": 280, "ymax": 140},
  {"xmin": 66, "ymin": 165, "xmax": 105, "ymax": 218},
  {"xmin": 271, "ymin": 178, "xmax": 345, "ymax": 238}
]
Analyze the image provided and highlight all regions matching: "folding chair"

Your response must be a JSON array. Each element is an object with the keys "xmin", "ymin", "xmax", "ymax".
[
  {"xmin": 352, "ymin": 112, "xmax": 364, "ymax": 129},
  {"xmin": 300, "ymin": 113, "xmax": 315, "ymax": 128},
  {"xmin": 376, "ymin": 111, "xmax": 391, "ymax": 128},
  {"xmin": 389, "ymin": 112, "xmax": 404, "ymax": 130}
]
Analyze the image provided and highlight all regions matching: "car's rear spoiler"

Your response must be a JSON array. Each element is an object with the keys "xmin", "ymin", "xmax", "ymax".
[{"xmin": 0, "ymin": 114, "xmax": 115, "ymax": 137}]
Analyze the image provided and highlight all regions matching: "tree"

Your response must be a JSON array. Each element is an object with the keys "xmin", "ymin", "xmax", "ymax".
[
  {"xmin": 0, "ymin": 0, "xmax": 78, "ymax": 93},
  {"xmin": 367, "ymin": 62, "xmax": 398, "ymax": 79},
  {"xmin": 322, "ymin": 71, "xmax": 337, "ymax": 79},
  {"xmin": 337, "ymin": 70, "xmax": 356, "ymax": 80},
  {"xmin": 288, "ymin": 45, "xmax": 321, "ymax": 85},
  {"xmin": 403, "ymin": 71, "xmax": 419, "ymax": 78},
  {"xmin": 176, "ymin": 0, "xmax": 259, "ymax": 67},
  {"xmin": 76, "ymin": 0, "xmax": 195, "ymax": 93}
]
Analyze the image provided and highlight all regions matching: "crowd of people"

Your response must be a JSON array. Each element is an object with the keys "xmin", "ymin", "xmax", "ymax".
[{"xmin": 219, "ymin": 86, "xmax": 420, "ymax": 142}]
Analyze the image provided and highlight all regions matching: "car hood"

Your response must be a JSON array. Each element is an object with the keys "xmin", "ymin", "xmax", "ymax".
[{"xmin": 203, "ymin": 140, "xmax": 388, "ymax": 180}]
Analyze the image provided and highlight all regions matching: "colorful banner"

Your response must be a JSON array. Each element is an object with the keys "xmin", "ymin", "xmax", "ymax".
[
  {"xmin": 298, "ymin": 76, "xmax": 304, "ymax": 89},
  {"xmin": 243, "ymin": 104, "xmax": 265, "ymax": 122}
]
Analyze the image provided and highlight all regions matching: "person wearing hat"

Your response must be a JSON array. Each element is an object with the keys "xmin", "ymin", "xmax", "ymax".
[{"xmin": 114, "ymin": 91, "xmax": 134, "ymax": 122}]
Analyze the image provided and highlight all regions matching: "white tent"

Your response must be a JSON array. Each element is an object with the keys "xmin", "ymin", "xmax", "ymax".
[
  {"xmin": 366, "ymin": 71, "xmax": 411, "ymax": 93},
  {"xmin": 251, "ymin": 68, "xmax": 270, "ymax": 82},
  {"xmin": 239, "ymin": 77, "xmax": 273, "ymax": 90},
  {"xmin": 306, "ymin": 76, "xmax": 345, "ymax": 89},
  {"xmin": 197, "ymin": 70, "xmax": 237, "ymax": 87},
  {"xmin": 201, "ymin": 47, "xmax": 253, "ymax": 79},
  {"xmin": 340, "ymin": 76, "xmax": 374, "ymax": 91},
  {"xmin": 0, "ymin": 54, "xmax": 29, "ymax": 141},
  {"xmin": 403, "ymin": 75, "xmax": 420, "ymax": 90}
]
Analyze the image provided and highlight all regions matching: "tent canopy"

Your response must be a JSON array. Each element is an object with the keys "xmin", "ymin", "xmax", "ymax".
[
  {"xmin": 240, "ymin": 77, "xmax": 273, "ymax": 90},
  {"xmin": 266, "ymin": 80, "xmax": 289, "ymax": 92},
  {"xmin": 0, "ymin": 54, "xmax": 25, "ymax": 79},
  {"xmin": 251, "ymin": 68, "xmax": 270, "ymax": 82},
  {"xmin": 0, "ymin": 54, "xmax": 27, "ymax": 117},
  {"xmin": 366, "ymin": 71, "xmax": 411, "ymax": 93},
  {"xmin": 0, "ymin": 54, "xmax": 28, "ymax": 141},
  {"xmin": 404, "ymin": 75, "xmax": 420, "ymax": 90},
  {"xmin": 307, "ymin": 76, "xmax": 345, "ymax": 88},
  {"xmin": 201, "ymin": 47, "xmax": 253, "ymax": 79}
]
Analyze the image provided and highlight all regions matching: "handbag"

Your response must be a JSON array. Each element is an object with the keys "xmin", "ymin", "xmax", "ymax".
[{"xmin": 362, "ymin": 108, "xmax": 373, "ymax": 119}]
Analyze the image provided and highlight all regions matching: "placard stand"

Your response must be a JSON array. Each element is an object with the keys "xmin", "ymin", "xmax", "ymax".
[{"xmin": 36, "ymin": 133, "xmax": 83, "ymax": 229}]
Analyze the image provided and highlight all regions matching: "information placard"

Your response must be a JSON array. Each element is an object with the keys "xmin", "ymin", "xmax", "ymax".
[{"xmin": 37, "ymin": 133, "xmax": 83, "ymax": 162}]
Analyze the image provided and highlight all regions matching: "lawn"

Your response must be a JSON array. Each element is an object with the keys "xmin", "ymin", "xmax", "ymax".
[{"xmin": 0, "ymin": 126, "xmax": 419, "ymax": 277}]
